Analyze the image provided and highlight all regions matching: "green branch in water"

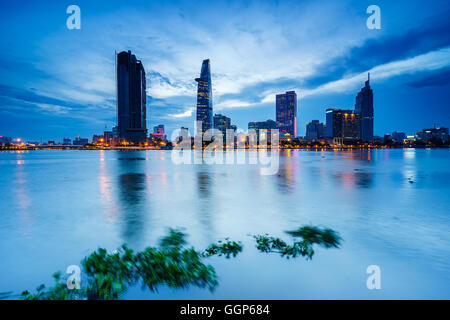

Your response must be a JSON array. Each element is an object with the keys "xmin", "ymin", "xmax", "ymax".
[
  {"xmin": 203, "ymin": 238, "xmax": 243, "ymax": 258},
  {"xmin": 19, "ymin": 226, "xmax": 341, "ymax": 300},
  {"xmin": 254, "ymin": 225, "xmax": 342, "ymax": 259},
  {"xmin": 22, "ymin": 229, "xmax": 221, "ymax": 300}
]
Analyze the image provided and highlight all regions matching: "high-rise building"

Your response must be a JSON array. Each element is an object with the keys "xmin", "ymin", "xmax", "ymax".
[
  {"xmin": 276, "ymin": 91, "xmax": 297, "ymax": 137},
  {"xmin": 248, "ymin": 120, "xmax": 276, "ymax": 132},
  {"xmin": 355, "ymin": 73, "xmax": 374, "ymax": 142},
  {"xmin": 417, "ymin": 127, "xmax": 449, "ymax": 142},
  {"xmin": 248, "ymin": 120, "xmax": 277, "ymax": 142},
  {"xmin": 153, "ymin": 124, "xmax": 165, "ymax": 135},
  {"xmin": 196, "ymin": 59, "xmax": 213, "ymax": 136},
  {"xmin": 103, "ymin": 131, "xmax": 113, "ymax": 144},
  {"xmin": 305, "ymin": 120, "xmax": 326, "ymax": 141},
  {"xmin": 117, "ymin": 50, "xmax": 147, "ymax": 143},
  {"xmin": 391, "ymin": 131, "xmax": 406, "ymax": 143},
  {"xmin": 73, "ymin": 137, "xmax": 89, "ymax": 146},
  {"xmin": 63, "ymin": 138, "xmax": 72, "ymax": 145},
  {"xmin": 326, "ymin": 109, "xmax": 359, "ymax": 140},
  {"xmin": 92, "ymin": 135, "xmax": 104, "ymax": 144},
  {"xmin": 213, "ymin": 114, "xmax": 231, "ymax": 138}
]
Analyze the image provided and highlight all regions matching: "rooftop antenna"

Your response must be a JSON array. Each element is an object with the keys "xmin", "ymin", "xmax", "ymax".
[{"xmin": 368, "ymin": 72, "xmax": 370, "ymax": 83}]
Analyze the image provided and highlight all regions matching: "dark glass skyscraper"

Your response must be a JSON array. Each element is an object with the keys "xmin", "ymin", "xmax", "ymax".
[
  {"xmin": 276, "ymin": 91, "xmax": 297, "ymax": 137},
  {"xmin": 355, "ymin": 73, "xmax": 374, "ymax": 142},
  {"xmin": 213, "ymin": 114, "xmax": 231, "ymax": 135},
  {"xmin": 195, "ymin": 59, "xmax": 213, "ymax": 136},
  {"xmin": 117, "ymin": 50, "xmax": 147, "ymax": 143},
  {"xmin": 326, "ymin": 108, "xmax": 359, "ymax": 140},
  {"xmin": 305, "ymin": 120, "xmax": 326, "ymax": 141}
]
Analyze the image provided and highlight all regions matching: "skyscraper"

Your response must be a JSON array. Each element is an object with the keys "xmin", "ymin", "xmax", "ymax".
[
  {"xmin": 248, "ymin": 120, "xmax": 277, "ymax": 142},
  {"xmin": 117, "ymin": 50, "xmax": 148, "ymax": 143},
  {"xmin": 213, "ymin": 114, "xmax": 231, "ymax": 135},
  {"xmin": 153, "ymin": 124, "xmax": 165, "ymax": 135},
  {"xmin": 326, "ymin": 109, "xmax": 359, "ymax": 140},
  {"xmin": 305, "ymin": 120, "xmax": 326, "ymax": 141},
  {"xmin": 196, "ymin": 59, "xmax": 213, "ymax": 136},
  {"xmin": 355, "ymin": 73, "xmax": 374, "ymax": 142},
  {"xmin": 276, "ymin": 91, "xmax": 297, "ymax": 137}
]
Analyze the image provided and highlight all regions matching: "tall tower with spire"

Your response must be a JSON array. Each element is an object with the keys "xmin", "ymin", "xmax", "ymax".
[
  {"xmin": 195, "ymin": 59, "xmax": 213, "ymax": 136},
  {"xmin": 355, "ymin": 73, "xmax": 374, "ymax": 142}
]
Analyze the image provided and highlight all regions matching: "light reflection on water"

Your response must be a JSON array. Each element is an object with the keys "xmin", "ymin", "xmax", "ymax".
[{"xmin": 0, "ymin": 149, "xmax": 449, "ymax": 299}]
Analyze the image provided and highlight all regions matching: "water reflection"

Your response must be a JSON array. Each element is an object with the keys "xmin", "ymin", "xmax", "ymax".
[
  {"xmin": 196, "ymin": 169, "xmax": 215, "ymax": 239},
  {"xmin": 332, "ymin": 170, "xmax": 373, "ymax": 188},
  {"xmin": 197, "ymin": 171, "xmax": 212, "ymax": 199},
  {"xmin": 98, "ymin": 150, "xmax": 118, "ymax": 224},
  {"xmin": 116, "ymin": 156, "xmax": 149, "ymax": 244},
  {"xmin": 13, "ymin": 153, "xmax": 33, "ymax": 235},
  {"xmin": 276, "ymin": 151, "xmax": 298, "ymax": 194}
]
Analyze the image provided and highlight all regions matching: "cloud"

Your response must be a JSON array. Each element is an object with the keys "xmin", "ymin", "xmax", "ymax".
[
  {"xmin": 302, "ymin": 12, "xmax": 450, "ymax": 88},
  {"xmin": 215, "ymin": 99, "xmax": 257, "ymax": 109},
  {"xmin": 406, "ymin": 68, "xmax": 450, "ymax": 88},
  {"xmin": 169, "ymin": 107, "xmax": 194, "ymax": 118},
  {"xmin": 35, "ymin": 103, "xmax": 72, "ymax": 114},
  {"xmin": 258, "ymin": 47, "xmax": 450, "ymax": 102}
]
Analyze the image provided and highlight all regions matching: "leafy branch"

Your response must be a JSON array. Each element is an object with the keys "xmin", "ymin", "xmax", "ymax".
[{"xmin": 254, "ymin": 225, "xmax": 342, "ymax": 259}]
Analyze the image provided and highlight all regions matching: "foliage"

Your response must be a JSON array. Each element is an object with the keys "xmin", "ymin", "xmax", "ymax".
[
  {"xmin": 254, "ymin": 225, "xmax": 342, "ymax": 259},
  {"xmin": 21, "ymin": 229, "xmax": 219, "ymax": 300},
  {"xmin": 203, "ymin": 238, "xmax": 243, "ymax": 258},
  {"xmin": 18, "ymin": 226, "xmax": 341, "ymax": 300}
]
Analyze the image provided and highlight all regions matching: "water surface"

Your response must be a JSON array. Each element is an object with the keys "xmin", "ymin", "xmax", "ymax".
[{"xmin": 0, "ymin": 149, "xmax": 449, "ymax": 299}]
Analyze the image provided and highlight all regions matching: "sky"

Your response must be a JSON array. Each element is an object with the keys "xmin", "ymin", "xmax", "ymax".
[{"xmin": 0, "ymin": 0, "xmax": 449, "ymax": 142}]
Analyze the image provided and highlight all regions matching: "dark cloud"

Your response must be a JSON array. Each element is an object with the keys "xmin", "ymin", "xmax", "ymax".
[
  {"xmin": 0, "ymin": 84, "xmax": 73, "ymax": 108},
  {"xmin": 406, "ymin": 68, "xmax": 450, "ymax": 88},
  {"xmin": 303, "ymin": 12, "xmax": 450, "ymax": 88}
]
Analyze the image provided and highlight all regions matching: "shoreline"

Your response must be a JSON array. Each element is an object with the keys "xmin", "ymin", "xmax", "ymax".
[{"xmin": 1, "ymin": 145, "xmax": 449, "ymax": 151}]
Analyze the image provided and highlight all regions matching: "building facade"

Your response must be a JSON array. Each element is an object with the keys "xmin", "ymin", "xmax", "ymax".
[
  {"xmin": 73, "ymin": 137, "xmax": 89, "ymax": 146},
  {"xmin": 305, "ymin": 120, "xmax": 326, "ymax": 141},
  {"xmin": 196, "ymin": 59, "xmax": 213, "ymax": 136},
  {"xmin": 213, "ymin": 114, "xmax": 231, "ymax": 137},
  {"xmin": 117, "ymin": 50, "xmax": 148, "ymax": 143},
  {"xmin": 248, "ymin": 120, "xmax": 277, "ymax": 142},
  {"xmin": 355, "ymin": 74, "xmax": 374, "ymax": 142},
  {"xmin": 391, "ymin": 131, "xmax": 406, "ymax": 143},
  {"xmin": 326, "ymin": 109, "xmax": 359, "ymax": 140},
  {"xmin": 276, "ymin": 91, "xmax": 297, "ymax": 137},
  {"xmin": 417, "ymin": 127, "xmax": 449, "ymax": 143}
]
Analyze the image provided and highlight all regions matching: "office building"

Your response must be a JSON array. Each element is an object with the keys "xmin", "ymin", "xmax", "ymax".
[
  {"xmin": 417, "ymin": 127, "xmax": 449, "ymax": 143},
  {"xmin": 213, "ymin": 114, "xmax": 231, "ymax": 136},
  {"xmin": 117, "ymin": 50, "xmax": 148, "ymax": 143},
  {"xmin": 73, "ymin": 137, "xmax": 89, "ymax": 146},
  {"xmin": 276, "ymin": 91, "xmax": 297, "ymax": 137},
  {"xmin": 326, "ymin": 109, "xmax": 359, "ymax": 140},
  {"xmin": 248, "ymin": 120, "xmax": 277, "ymax": 142},
  {"xmin": 195, "ymin": 59, "xmax": 213, "ymax": 136},
  {"xmin": 305, "ymin": 120, "xmax": 326, "ymax": 141},
  {"xmin": 355, "ymin": 74, "xmax": 374, "ymax": 142},
  {"xmin": 391, "ymin": 131, "xmax": 406, "ymax": 143}
]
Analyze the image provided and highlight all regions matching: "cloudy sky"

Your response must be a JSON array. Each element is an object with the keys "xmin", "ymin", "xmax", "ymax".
[{"xmin": 1, "ymin": 0, "xmax": 449, "ymax": 141}]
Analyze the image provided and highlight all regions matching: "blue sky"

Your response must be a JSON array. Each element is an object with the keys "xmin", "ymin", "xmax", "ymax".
[{"xmin": 0, "ymin": 0, "xmax": 449, "ymax": 141}]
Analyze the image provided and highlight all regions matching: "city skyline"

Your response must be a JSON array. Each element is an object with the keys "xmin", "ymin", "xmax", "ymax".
[{"xmin": 0, "ymin": 0, "xmax": 449, "ymax": 141}]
